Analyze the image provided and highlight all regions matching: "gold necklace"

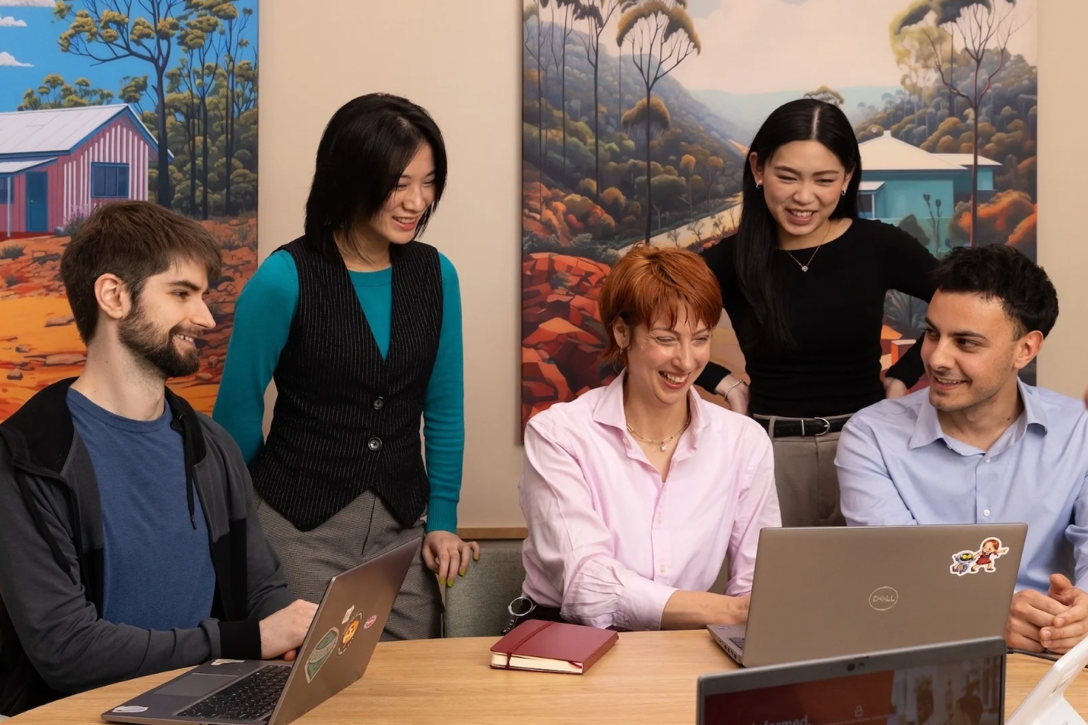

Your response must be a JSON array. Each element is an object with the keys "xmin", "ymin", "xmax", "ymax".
[
  {"xmin": 626, "ymin": 413, "xmax": 691, "ymax": 452},
  {"xmin": 784, "ymin": 219, "xmax": 833, "ymax": 272}
]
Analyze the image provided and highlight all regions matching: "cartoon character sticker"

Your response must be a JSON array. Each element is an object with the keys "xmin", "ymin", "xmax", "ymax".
[
  {"xmin": 305, "ymin": 627, "xmax": 339, "ymax": 683},
  {"xmin": 338, "ymin": 613, "xmax": 363, "ymax": 656},
  {"xmin": 950, "ymin": 537, "xmax": 1010, "ymax": 576},
  {"xmin": 950, "ymin": 550, "xmax": 978, "ymax": 575},
  {"xmin": 364, "ymin": 614, "xmax": 377, "ymax": 630},
  {"xmin": 342, "ymin": 605, "xmax": 355, "ymax": 625}
]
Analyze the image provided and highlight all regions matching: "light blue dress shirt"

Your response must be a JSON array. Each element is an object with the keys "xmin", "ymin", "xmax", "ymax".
[{"xmin": 836, "ymin": 381, "xmax": 1088, "ymax": 594}]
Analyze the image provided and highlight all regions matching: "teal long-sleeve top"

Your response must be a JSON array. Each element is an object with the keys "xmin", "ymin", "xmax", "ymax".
[{"xmin": 212, "ymin": 249, "xmax": 465, "ymax": 533}]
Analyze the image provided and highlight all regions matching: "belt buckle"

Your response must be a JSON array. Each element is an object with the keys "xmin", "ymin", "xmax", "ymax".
[{"xmin": 812, "ymin": 417, "xmax": 831, "ymax": 437}]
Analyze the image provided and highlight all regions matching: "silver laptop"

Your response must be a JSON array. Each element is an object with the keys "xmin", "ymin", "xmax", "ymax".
[
  {"xmin": 708, "ymin": 524, "xmax": 1026, "ymax": 668},
  {"xmin": 102, "ymin": 538, "xmax": 418, "ymax": 725},
  {"xmin": 697, "ymin": 637, "xmax": 1007, "ymax": 725}
]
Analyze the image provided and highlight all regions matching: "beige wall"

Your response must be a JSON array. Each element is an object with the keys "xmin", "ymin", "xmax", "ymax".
[
  {"xmin": 260, "ymin": 1, "xmax": 1087, "ymax": 529},
  {"xmin": 1035, "ymin": 2, "xmax": 1088, "ymax": 397}
]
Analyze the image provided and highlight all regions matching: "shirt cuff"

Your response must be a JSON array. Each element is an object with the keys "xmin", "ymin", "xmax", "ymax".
[
  {"xmin": 614, "ymin": 570, "xmax": 678, "ymax": 631},
  {"xmin": 425, "ymin": 497, "xmax": 458, "ymax": 533}
]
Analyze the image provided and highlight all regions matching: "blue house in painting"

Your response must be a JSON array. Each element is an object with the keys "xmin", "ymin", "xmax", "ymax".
[{"xmin": 858, "ymin": 130, "xmax": 1001, "ymax": 248}]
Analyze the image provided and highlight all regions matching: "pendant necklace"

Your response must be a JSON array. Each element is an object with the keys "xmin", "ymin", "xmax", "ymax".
[
  {"xmin": 784, "ymin": 219, "xmax": 834, "ymax": 272},
  {"xmin": 627, "ymin": 414, "xmax": 691, "ymax": 452}
]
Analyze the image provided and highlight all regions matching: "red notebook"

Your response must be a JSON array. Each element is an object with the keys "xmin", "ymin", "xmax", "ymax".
[{"xmin": 490, "ymin": 620, "xmax": 618, "ymax": 674}]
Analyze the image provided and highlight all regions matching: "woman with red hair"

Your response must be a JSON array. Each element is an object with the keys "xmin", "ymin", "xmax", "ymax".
[{"xmin": 517, "ymin": 245, "xmax": 781, "ymax": 631}]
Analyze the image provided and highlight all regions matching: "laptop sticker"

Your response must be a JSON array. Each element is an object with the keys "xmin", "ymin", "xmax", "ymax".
[
  {"xmin": 364, "ymin": 614, "xmax": 377, "ymax": 630},
  {"xmin": 338, "ymin": 613, "xmax": 363, "ymax": 655},
  {"xmin": 112, "ymin": 706, "xmax": 149, "ymax": 713},
  {"xmin": 304, "ymin": 626, "xmax": 339, "ymax": 683},
  {"xmin": 342, "ymin": 605, "xmax": 355, "ymax": 624},
  {"xmin": 950, "ymin": 537, "xmax": 1010, "ymax": 576},
  {"xmin": 210, "ymin": 659, "xmax": 245, "ymax": 665}
]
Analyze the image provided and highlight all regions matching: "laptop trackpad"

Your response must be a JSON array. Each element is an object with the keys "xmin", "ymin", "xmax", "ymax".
[{"xmin": 157, "ymin": 673, "xmax": 235, "ymax": 698}]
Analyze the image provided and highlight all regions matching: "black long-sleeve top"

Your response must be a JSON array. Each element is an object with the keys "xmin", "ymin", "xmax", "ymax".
[{"xmin": 697, "ymin": 218, "xmax": 938, "ymax": 418}]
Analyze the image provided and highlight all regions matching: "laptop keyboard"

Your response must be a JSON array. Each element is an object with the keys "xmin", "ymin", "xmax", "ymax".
[
  {"xmin": 177, "ymin": 664, "xmax": 291, "ymax": 722},
  {"xmin": 729, "ymin": 637, "xmax": 746, "ymax": 650}
]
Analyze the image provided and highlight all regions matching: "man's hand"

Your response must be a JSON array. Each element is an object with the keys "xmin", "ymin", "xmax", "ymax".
[
  {"xmin": 1005, "ymin": 588, "xmax": 1066, "ymax": 652},
  {"xmin": 1040, "ymin": 574, "xmax": 1088, "ymax": 654},
  {"xmin": 423, "ymin": 531, "xmax": 481, "ymax": 588},
  {"xmin": 260, "ymin": 599, "xmax": 318, "ymax": 661}
]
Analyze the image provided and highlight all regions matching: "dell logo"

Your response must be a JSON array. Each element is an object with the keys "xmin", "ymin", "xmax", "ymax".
[{"xmin": 869, "ymin": 586, "xmax": 899, "ymax": 611}]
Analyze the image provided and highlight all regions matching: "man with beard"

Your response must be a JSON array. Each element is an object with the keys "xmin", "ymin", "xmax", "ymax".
[
  {"xmin": 0, "ymin": 201, "xmax": 316, "ymax": 717},
  {"xmin": 836, "ymin": 245, "xmax": 1088, "ymax": 656}
]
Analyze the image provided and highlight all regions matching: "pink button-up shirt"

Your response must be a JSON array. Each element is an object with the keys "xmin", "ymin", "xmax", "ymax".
[{"xmin": 519, "ymin": 373, "xmax": 781, "ymax": 631}]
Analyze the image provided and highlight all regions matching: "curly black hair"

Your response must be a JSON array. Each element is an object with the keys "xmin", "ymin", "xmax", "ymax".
[{"xmin": 932, "ymin": 244, "xmax": 1058, "ymax": 338}]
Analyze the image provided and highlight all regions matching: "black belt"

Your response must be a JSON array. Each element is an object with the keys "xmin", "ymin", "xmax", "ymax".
[
  {"xmin": 754, "ymin": 415, "xmax": 850, "ymax": 438},
  {"xmin": 501, "ymin": 596, "xmax": 627, "ymax": 635}
]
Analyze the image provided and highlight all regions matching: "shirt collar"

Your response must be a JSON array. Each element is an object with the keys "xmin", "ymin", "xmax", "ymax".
[
  {"xmin": 592, "ymin": 370, "xmax": 708, "ymax": 440},
  {"xmin": 909, "ymin": 377, "xmax": 1049, "ymax": 450}
]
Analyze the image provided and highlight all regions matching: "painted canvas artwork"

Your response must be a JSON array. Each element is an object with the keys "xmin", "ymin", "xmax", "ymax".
[
  {"xmin": 0, "ymin": 0, "xmax": 257, "ymax": 420},
  {"xmin": 520, "ymin": 0, "xmax": 1037, "ymax": 425}
]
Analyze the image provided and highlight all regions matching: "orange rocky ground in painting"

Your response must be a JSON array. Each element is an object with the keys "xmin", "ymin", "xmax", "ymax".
[
  {"xmin": 0, "ymin": 217, "xmax": 257, "ymax": 421},
  {"xmin": 521, "ymin": 252, "xmax": 615, "ymax": 425}
]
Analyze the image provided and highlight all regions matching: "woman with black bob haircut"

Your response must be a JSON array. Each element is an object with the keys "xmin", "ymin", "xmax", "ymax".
[
  {"xmin": 215, "ymin": 93, "xmax": 477, "ymax": 639},
  {"xmin": 697, "ymin": 98, "xmax": 938, "ymax": 528}
]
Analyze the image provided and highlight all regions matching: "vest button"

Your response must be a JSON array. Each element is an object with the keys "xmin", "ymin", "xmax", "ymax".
[
  {"xmin": 368, "ymin": 437, "xmax": 382, "ymax": 452},
  {"xmin": 372, "ymin": 397, "xmax": 385, "ymax": 411}
]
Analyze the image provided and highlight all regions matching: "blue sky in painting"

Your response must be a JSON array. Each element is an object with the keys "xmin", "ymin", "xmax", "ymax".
[{"xmin": 0, "ymin": 0, "xmax": 257, "ymax": 113}]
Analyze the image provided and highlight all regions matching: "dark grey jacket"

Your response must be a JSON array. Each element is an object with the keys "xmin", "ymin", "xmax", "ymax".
[{"xmin": 0, "ymin": 379, "xmax": 296, "ymax": 717}]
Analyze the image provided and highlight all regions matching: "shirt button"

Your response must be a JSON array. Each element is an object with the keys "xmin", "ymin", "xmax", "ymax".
[
  {"xmin": 656, "ymin": 515, "xmax": 663, "ymax": 525},
  {"xmin": 984, "ymin": 457, "xmax": 990, "ymax": 463},
  {"xmin": 659, "ymin": 564, "xmax": 666, "ymax": 573},
  {"xmin": 372, "ymin": 397, "xmax": 385, "ymax": 411},
  {"xmin": 367, "ymin": 437, "xmax": 382, "ymax": 451},
  {"xmin": 983, "ymin": 509, "xmax": 991, "ymax": 517}
]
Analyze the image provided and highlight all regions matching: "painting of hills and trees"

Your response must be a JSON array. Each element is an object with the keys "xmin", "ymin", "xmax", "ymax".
[
  {"xmin": 0, "ymin": 0, "xmax": 258, "ymax": 420},
  {"xmin": 521, "ymin": 0, "xmax": 1037, "ymax": 425}
]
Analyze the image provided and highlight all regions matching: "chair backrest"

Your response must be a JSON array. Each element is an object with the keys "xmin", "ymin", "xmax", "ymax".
[{"xmin": 443, "ymin": 539, "xmax": 525, "ymax": 638}]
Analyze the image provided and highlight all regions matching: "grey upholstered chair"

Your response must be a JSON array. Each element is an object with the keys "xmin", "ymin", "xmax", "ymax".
[{"xmin": 442, "ymin": 539, "xmax": 526, "ymax": 638}]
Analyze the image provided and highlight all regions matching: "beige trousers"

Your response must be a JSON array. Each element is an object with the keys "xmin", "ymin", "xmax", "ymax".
[{"xmin": 759, "ymin": 417, "xmax": 848, "ymax": 528}]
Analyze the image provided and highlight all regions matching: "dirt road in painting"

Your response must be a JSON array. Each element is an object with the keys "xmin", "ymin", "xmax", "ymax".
[{"xmin": 0, "ymin": 218, "xmax": 257, "ymax": 420}]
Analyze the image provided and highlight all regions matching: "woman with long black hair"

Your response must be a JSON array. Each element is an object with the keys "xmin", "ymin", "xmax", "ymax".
[
  {"xmin": 215, "ymin": 94, "xmax": 477, "ymax": 639},
  {"xmin": 698, "ymin": 98, "xmax": 938, "ymax": 528}
]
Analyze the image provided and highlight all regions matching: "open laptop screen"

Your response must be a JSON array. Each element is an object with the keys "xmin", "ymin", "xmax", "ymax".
[{"xmin": 697, "ymin": 638, "xmax": 1006, "ymax": 725}]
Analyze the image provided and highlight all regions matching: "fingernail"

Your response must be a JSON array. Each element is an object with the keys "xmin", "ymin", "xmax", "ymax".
[
  {"xmin": 459, "ymin": 569, "xmax": 466, "ymax": 576},
  {"xmin": 447, "ymin": 578, "xmax": 455, "ymax": 587},
  {"xmin": 474, "ymin": 554, "xmax": 480, "ymax": 561}
]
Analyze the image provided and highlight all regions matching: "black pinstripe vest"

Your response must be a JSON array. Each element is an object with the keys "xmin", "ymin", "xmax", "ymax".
[{"xmin": 249, "ymin": 237, "xmax": 443, "ymax": 531}]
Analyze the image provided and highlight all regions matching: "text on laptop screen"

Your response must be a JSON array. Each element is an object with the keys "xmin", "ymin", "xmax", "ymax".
[{"xmin": 703, "ymin": 653, "xmax": 1004, "ymax": 725}]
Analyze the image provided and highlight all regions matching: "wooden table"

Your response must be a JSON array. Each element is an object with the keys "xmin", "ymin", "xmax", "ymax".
[{"xmin": 11, "ymin": 631, "xmax": 1087, "ymax": 724}]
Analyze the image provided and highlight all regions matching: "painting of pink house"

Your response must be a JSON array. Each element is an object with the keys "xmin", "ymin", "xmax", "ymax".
[{"xmin": 0, "ymin": 105, "xmax": 161, "ymax": 239}]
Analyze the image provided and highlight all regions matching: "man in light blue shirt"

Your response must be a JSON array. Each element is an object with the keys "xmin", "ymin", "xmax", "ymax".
[{"xmin": 836, "ymin": 245, "xmax": 1088, "ymax": 655}]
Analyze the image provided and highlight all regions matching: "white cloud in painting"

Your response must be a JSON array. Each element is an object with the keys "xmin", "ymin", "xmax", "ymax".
[
  {"xmin": 615, "ymin": 0, "xmax": 1036, "ymax": 95},
  {"xmin": 0, "ymin": 51, "xmax": 32, "ymax": 66},
  {"xmin": 0, "ymin": 0, "xmax": 53, "ymax": 6},
  {"xmin": 0, "ymin": 15, "xmax": 28, "ymax": 26}
]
